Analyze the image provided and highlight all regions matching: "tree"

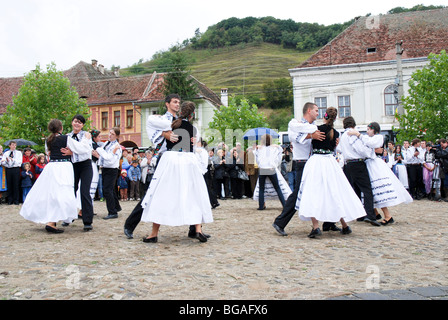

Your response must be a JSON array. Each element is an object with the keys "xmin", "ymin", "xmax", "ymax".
[
  {"xmin": 262, "ymin": 78, "xmax": 293, "ymax": 109},
  {"xmin": 162, "ymin": 47, "xmax": 199, "ymax": 100},
  {"xmin": 395, "ymin": 50, "xmax": 448, "ymax": 142},
  {"xmin": 0, "ymin": 63, "xmax": 90, "ymax": 152},
  {"xmin": 206, "ymin": 97, "xmax": 268, "ymax": 146}
]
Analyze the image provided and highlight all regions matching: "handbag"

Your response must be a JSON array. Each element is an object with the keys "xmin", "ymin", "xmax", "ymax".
[{"xmin": 237, "ymin": 168, "xmax": 249, "ymax": 180}]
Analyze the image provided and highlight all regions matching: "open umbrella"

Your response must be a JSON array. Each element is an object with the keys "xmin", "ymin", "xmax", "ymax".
[
  {"xmin": 4, "ymin": 138, "xmax": 37, "ymax": 146},
  {"xmin": 243, "ymin": 127, "xmax": 279, "ymax": 141}
]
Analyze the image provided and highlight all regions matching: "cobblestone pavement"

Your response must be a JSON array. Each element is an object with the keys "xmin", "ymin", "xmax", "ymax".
[{"xmin": 0, "ymin": 197, "xmax": 447, "ymax": 300}]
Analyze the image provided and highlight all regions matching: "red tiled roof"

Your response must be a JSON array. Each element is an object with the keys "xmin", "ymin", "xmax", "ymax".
[
  {"xmin": 297, "ymin": 8, "xmax": 448, "ymax": 68},
  {"xmin": 0, "ymin": 61, "xmax": 222, "ymax": 113}
]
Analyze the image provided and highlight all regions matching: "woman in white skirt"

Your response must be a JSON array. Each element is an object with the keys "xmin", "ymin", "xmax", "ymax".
[
  {"xmin": 392, "ymin": 144, "xmax": 409, "ymax": 190},
  {"xmin": 253, "ymin": 134, "xmax": 291, "ymax": 210},
  {"xmin": 348, "ymin": 122, "xmax": 413, "ymax": 225},
  {"xmin": 296, "ymin": 107, "xmax": 366, "ymax": 238},
  {"xmin": 141, "ymin": 101, "xmax": 213, "ymax": 243},
  {"xmin": 20, "ymin": 119, "xmax": 92, "ymax": 233}
]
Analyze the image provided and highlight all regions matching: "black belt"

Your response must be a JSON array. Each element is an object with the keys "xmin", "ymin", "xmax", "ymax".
[
  {"xmin": 408, "ymin": 163, "xmax": 422, "ymax": 166},
  {"xmin": 293, "ymin": 159, "xmax": 308, "ymax": 163},
  {"xmin": 50, "ymin": 159, "xmax": 71, "ymax": 162},
  {"xmin": 313, "ymin": 149, "xmax": 332, "ymax": 154},
  {"xmin": 345, "ymin": 158, "xmax": 365, "ymax": 164}
]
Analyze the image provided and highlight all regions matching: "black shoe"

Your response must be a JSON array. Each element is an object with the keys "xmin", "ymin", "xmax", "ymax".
[
  {"xmin": 45, "ymin": 225, "xmax": 64, "ymax": 233},
  {"xmin": 307, "ymin": 228, "xmax": 322, "ymax": 238},
  {"xmin": 143, "ymin": 236, "xmax": 158, "ymax": 243},
  {"xmin": 124, "ymin": 228, "xmax": 134, "ymax": 239},
  {"xmin": 195, "ymin": 232, "xmax": 207, "ymax": 242},
  {"xmin": 103, "ymin": 214, "xmax": 118, "ymax": 220},
  {"xmin": 188, "ymin": 231, "xmax": 211, "ymax": 238},
  {"xmin": 272, "ymin": 223, "xmax": 287, "ymax": 236},
  {"xmin": 357, "ymin": 216, "xmax": 365, "ymax": 222},
  {"xmin": 363, "ymin": 218, "xmax": 381, "ymax": 226},
  {"xmin": 322, "ymin": 223, "xmax": 341, "ymax": 232},
  {"xmin": 375, "ymin": 214, "xmax": 382, "ymax": 220},
  {"xmin": 380, "ymin": 217, "xmax": 394, "ymax": 226},
  {"xmin": 212, "ymin": 203, "xmax": 220, "ymax": 209},
  {"xmin": 341, "ymin": 226, "xmax": 352, "ymax": 235},
  {"xmin": 83, "ymin": 225, "xmax": 93, "ymax": 232}
]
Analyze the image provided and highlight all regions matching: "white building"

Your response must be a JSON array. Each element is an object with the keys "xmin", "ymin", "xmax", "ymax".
[{"xmin": 288, "ymin": 8, "xmax": 448, "ymax": 138}]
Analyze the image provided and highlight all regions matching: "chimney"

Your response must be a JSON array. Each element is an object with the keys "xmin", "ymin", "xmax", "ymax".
[
  {"xmin": 221, "ymin": 88, "xmax": 228, "ymax": 107},
  {"xmin": 98, "ymin": 64, "xmax": 105, "ymax": 75},
  {"xmin": 91, "ymin": 59, "xmax": 98, "ymax": 69},
  {"xmin": 113, "ymin": 67, "xmax": 120, "ymax": 77}
]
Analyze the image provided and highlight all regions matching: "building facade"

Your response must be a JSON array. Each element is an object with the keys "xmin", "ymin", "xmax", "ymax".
[{"xmin": 289, "ymin": 8, "xmax": 448, "ymax": 136}]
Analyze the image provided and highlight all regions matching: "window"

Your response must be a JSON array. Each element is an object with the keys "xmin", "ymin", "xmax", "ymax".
[
  {"xmin": 314, "ymin": 97, "xmax": 327, "ymax": 119},
  {"xmin": 101, "ymin": 112, "xmax": 108, "ymax": 129},
  {"xmin": 114, "ymin": 111, "xmax": 120, "ymax": 127},
  {"xmin": 338, "ymin": 95, "xmax": 351, "ymax": 118},
  {"xmin": 126, "ymin": 110, "xmax": 133, "ymax": 128},
  {"xmin": 367, "ymin": 47, "xmax": 377, "ymax": 53},
  {"xmin": 384, "ymin": 84, "xmax": 398, "ymax": 116}
]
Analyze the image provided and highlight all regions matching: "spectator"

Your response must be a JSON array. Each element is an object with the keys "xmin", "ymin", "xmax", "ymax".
[
  {"xmin": 228, "ymin": 147, "xmax": 244, "ymax": 199},
  {"xmin": 128, "ymin": 160, "xmax": 141, "ymax": 201},
  {"xmin": 1, "ymin": 141, "xmax": 22, "ymax": 205},
  {"xmin": 34, "ymin": 154, "xmax": 46, "ymax": 180},
  {"xmin": 22, "ymin": 147, "xmax": 37, "ymax": 181},
  {"xmin": 0, "ymin": 145, "xmax": 7, "ymax": 204},
  {"xmin": 117, "ymin": 169, "xmax": 129, "ymax": 201},
  {"xmin": 21, "ymin": 162, "xmax": 33, "ymax": 202}
]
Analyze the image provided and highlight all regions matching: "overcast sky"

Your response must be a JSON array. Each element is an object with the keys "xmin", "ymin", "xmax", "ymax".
[{"xmin": 0, "ymin": 0, "xmax": 445, "ymax": 77}]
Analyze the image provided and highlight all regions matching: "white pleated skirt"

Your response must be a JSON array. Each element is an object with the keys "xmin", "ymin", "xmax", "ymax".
[
  {"xmin": 296, "ymin": 154, "xmax": 366, "ymax": 222},
  {"xmin": 366, "ymin": 158, "xmax": 413, "ymax": 208},
  {"xmin": 141, "ymin": 151, "xmax": 213, "ymax": 226},
  {"xmin": 393, "ymin": 163, "xmax": 409, "ymax": 189},
  {"xmin": 20, "ymin": 161, "xmax": 78, "ymax": 224},
  {"xmin": 253, "ymin": 168, "xmax": 292, "ymax": 201}
]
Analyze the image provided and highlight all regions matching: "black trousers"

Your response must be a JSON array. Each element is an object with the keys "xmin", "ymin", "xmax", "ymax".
[
  {"xmin": 5, "ymin": 167, "xmax": 20, "ymax": 204},
  {"xmin": 73, "ymin": 160, "xmax": 93, "ymax": 225},
  {"xmin": 343, "ymin": 161, "xmax": 375, "ymax": 220},
  {"xmin": 274, "ymin": 161, "xmax": 306, "ymax": 229},
  {"xmin": 258, "ymin": 172, "xmax": 285, "ymax": 209},
  {"xmin": 407, "ymin": 164, "xmax": 423, "ymax": 197},
  {"xmin": 204, "ymin": 172, "xmax": 218, "ymax": 206},
  {"xmin": 102, "ymin": 167, "xmax": 121, "ymax": 216}
]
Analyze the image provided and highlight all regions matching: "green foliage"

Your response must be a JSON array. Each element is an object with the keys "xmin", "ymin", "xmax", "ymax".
[
  {"xmin": 395, "ymin": 50, "xmax": 448, "ymax": 142},
  {"xmin": 207, "ymin": 97, "xmax": 268, "ymax": 145},
  {"xmin": 192, "ymin": 16, "xmax": 353, "ymax": 52},
  {"xmin": 161, "ymin": 47, "xmax": 199, "ymax": 100},
  {"xmin": 262, "ymin": 78, "xmax": 293, "ymax": 109},
  {"xmin": 0, "ymin": 63, "xmax": 90, "ymax": 152},
  {"xmin": 387, "ymin": 4, "xmax": 445, "ymax": 14},
  {"xmin": 266, "ymin": 107, "xmax": 293, "ymax": 132}
]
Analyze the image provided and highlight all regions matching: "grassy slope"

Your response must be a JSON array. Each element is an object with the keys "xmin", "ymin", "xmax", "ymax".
[{"xmin": 123, "ymin": 42, "xmax": 316, "ymax": 97}]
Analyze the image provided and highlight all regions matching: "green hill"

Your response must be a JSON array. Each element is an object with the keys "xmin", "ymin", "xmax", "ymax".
[
  {"xmin": 186, "ymin": 43, "xmax": 315, "ymax": 96},
  {"xmin": 121, "ymin": 42, "xmax": 316, "ymax": 97}
]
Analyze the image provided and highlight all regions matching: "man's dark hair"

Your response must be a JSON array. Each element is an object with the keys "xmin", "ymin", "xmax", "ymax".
[
  {"xmin": 302, "ymin": 102, "xmax": 317, "ymax": 115},
  {"xmin": 165, "ymin": 94, "xmax": 181, "ymax": 104},
  {"xmin": 72, "ymin": 114, "xmax": 86, "ymax": 124},
  {"xmin": 343, "ymin": 116, "xmax": 356, "ymax": 129}
]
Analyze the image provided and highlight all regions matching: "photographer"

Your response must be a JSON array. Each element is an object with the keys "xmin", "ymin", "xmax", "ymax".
[{"xmin": 434, "ymin": 139, "xmax": 448, "ymax": 199}]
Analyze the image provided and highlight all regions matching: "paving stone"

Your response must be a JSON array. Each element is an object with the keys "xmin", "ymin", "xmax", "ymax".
[
  {"xmin": 379, "ymin": 289, "xmax": 427, "ymax": 300},
  {"xmin": 352, "ymin": 292, "xmax": 390, "ymax": 300},
  {"xmin": 409, "ymin": 286, "xmax": 448, "ymax": 297}
]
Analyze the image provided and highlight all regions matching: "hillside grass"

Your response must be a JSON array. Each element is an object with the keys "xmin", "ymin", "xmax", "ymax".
[{"xmin": 123, "ymin": 42, "xmax": 316, "ymax": 97}]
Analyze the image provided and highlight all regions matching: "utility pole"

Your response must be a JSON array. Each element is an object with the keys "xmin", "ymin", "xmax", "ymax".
[{"xmin": 396, "ymin": 41, "xmax": 404, "ymax": 115}]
